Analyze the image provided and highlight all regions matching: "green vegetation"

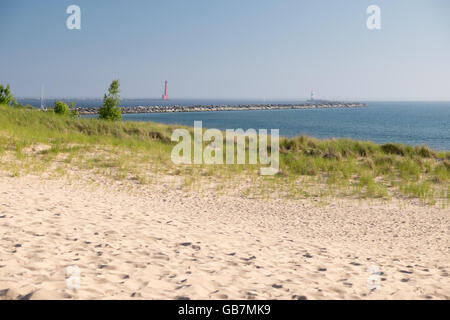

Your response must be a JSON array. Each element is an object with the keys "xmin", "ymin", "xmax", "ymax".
[
  {"xmin": 0, "ymin": 84, "xmax": 17, "ymax": 106},
  {"xmin": 53, "ymin": 101, "xmax": 71, "ymax": 115},
  {"xmin": 99, "ymin": 79, "xmax": 122, "ymax": 121},
  {"xmin": 0, "ymin": 104, "xmax": 448, "ymax": 205},
  {"xmin": 52, "ymin": 100, "xmax": 79, "ymax": 117}
]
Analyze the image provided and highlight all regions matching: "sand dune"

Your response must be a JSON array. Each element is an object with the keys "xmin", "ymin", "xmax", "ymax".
[{"xmin": 0, "ymin": 175, "xmax": 448, "ymax": 300}]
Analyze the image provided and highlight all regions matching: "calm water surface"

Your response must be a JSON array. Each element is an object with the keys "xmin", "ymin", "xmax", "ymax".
[{"xmin": 119, "ymin": 102, "xmax": 449, "ymax": 150}]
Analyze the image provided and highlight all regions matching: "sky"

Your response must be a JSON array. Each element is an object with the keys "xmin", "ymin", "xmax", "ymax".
[{"xmin": 0, "ymin": 0, "xmax": 449, "ymax": 100}]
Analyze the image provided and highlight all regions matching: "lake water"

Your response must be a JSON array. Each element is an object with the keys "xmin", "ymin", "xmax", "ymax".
[
  {"xmin": 120, "ymin": 102, "xmax": 450, "ymax": 151},
  {"xmin": 19, "ymin": 99, "xmax": 450, "ymax": 150}
]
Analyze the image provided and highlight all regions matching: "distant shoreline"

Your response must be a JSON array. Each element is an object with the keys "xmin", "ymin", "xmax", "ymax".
[{"xmin": 75, "ymin": 102, "xmax": 367, "ymax": 115}]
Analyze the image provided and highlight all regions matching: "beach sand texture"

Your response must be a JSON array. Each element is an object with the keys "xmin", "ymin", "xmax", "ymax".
[{"xmin": 0, "ymin": 175, "xmax": 449, "ymax": 300}]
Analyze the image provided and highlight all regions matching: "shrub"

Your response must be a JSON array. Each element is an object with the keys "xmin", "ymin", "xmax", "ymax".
[
  {"xmin": 0, "ymin": 83, "xmax": 17, "ymax": 106},
  {"xmin": 69, "ymin": 102, "xmax": 80, "ymax": 118},
  {"xmin": 54, "ymin": 101, "xmax": 70, "ymax": 115},
  {"xmin": 99, "ymin": 80, "xmax": 122, "ymax": 121}
]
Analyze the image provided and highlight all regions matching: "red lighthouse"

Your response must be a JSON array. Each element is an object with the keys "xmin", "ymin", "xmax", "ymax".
[{"xmin": 162, "ymin": 80, "xmax": 169, "ymax": 100}]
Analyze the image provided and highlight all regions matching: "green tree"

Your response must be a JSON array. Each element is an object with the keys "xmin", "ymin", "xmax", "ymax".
[
  {"xmin": 0, "ymin": 84, "xmax": 16, "ymax": 106},
  {"xmin": 53, "ymin": 101, "xmax": 70, "ymax": 115},
  {"xmin": 99, "ymin": 79, "xmax": 122, "ymax": 121}
]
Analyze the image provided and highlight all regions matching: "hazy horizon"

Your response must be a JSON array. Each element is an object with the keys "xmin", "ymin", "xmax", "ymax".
[
  {"xmin": 15, "ymin": 96, "xmax": 450, "ymax": 103},
  {"xmin": 1, "ymin": 0, "xmax": 450, "ymax": 100}
]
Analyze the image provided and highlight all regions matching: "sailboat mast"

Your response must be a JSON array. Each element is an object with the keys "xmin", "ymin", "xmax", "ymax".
[{"xmin": 40, "ymin": 85, "xmax": 45, "ymax": 110}]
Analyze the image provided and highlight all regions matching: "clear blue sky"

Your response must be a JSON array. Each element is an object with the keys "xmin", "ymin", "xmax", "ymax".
[{"xmin": 1, "ymin": 0, "xmax": 449, "ymax": 100}]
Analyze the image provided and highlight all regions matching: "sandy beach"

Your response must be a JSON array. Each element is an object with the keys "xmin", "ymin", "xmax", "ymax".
[{"xmin": 0, "ymin": 174, "xmax": 448, "ymax": 300}]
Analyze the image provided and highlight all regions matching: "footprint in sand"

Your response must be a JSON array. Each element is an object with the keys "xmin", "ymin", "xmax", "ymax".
[{"xmin": 292, "ymin": 295, "xmax": 308, "ymax": 300}]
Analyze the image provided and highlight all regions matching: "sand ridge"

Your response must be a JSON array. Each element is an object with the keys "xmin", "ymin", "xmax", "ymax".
[{"xmin": 0, "ymin": 175, "xmax": 449, "ymax": 300}]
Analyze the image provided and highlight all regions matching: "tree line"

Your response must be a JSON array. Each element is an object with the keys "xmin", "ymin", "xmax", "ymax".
[{"xmin": 0, "ymin": 80, "xmax": 122, "ymax": 121}]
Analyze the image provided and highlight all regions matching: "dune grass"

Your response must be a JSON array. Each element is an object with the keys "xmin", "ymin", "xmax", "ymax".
[{"xmin": 0, "ymin": 104, "xmax": 448, "ymax": 205}]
